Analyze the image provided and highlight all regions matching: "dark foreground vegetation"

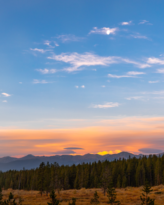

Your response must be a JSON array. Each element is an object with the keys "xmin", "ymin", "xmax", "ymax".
[{"xmin": 0, "ymin": 154, "xmax": 164, "ymax": 194}]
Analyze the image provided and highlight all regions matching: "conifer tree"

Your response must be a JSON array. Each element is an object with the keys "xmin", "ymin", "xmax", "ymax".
[
  {"xmin": 140, "ymin": 181, "xmax": 154, "ymax": 205},
  {"xmin": 101, "ymin": 167, "xmax": 111, "ymax": 196},
  {"xmin": 121, "ymin": 176, "xmax": 127, "ymax": 188},
  {"xmin": 44, "ymin": 162, "xmax": 51, "ymax": 195},
  {"xmin": 107, "ymin": 183, "xmax": 120, "ymax": 205},
  {"xmin": 116, "ymin": 175, "xmax": 121, "ymax": 188},
  {"xmin": 0, "ymin": 187, "xmax": 3, "ymax": 204},
  {"xmin": 47, "ymin": 190, "xmax": 59, "ymax": 205},
  {"xmin": 68, "ymin": 198, "xmax": 76, "ymax": 205},
  {"xmin": 3, "ymin": 192, "xmax": 17, "ymax": 205},
  {"xmin": 90, "ymin": 191, "xmax": 99, "ymax": 204},
  {"xmin": 38, "ymin": 162, "xmax": 45, "ymax": 196}
]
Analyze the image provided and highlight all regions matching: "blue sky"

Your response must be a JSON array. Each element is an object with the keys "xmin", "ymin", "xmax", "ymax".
[{"xmin": 1, "ymin": 0, "xmax": 164, "ymax": 130}]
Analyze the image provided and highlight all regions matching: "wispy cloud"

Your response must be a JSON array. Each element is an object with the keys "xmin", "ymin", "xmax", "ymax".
[
  {"xmin": 52, "ymin": 150, "xmax": 76, "ymax": 155},
  {"xmin": 121, "ymin": 21, "xmax": 132, "ymax": 25},
  {"xmin": 147, "ymin": 57, "xmax": 164, "ymax": 65},
  {"xmin": 130, "ymin": 33, "xmax": 148, "ymax": 39},
  {"xmin": 108, "ymin": 71, "xmax": 145, "ymax": 78},
  {"xmin": 33, "ymin": 79, "xmax": 49, "ymax": 84},
  {"xmin": 81, "ymin": 85, "xmax": 85, "ymax": 88},
  {"xmin": 36, "ymin": 68, "xmax": 57, "ymax": 74},
  {"xmin": 44, "ymin": 40, "xmax": 59, "ymax": 48},
  {"xmin": 120, "ymin": 59, "xmax": 150, "ymax": 68},
  {"xmin": 126, "ymin": 96, "xmax": 143, "ymax": 100},
  {"xmin": 92, "ymin": 102, "xmax": 119, "ymax": 108},
  {"xmin": 48, "ymin": 52, "xmax": 150, "ymax": 72},
  {"xmin": 1, "ymin": 93, "xmax": 11, "ymax": 97},
  {"xmin": 148, "ymin": 80, "xmax": 159, "ymax": 84},
  {"xmin": 30, "ymin": 48, "xmax": 50, "ymax": 53},
  {"xmin": 156, "ymin": 68, "xmax": 164, "ymax": 73},
  {"xmin": 142, "ymin": 90, "xmax": 164, "ymax": 95},
  {"xmin": 75, "ymin": 86, "xmax": 79, "ymax": 89},
  {"xmin": 56, "ymin": 34, "xmax": 84, "ymax": 43},
  {"xmin": 2, "ymin": 100, "xmax": 7, "ymax": 103},
  {"xmin": 64, "ymin": 147, "xmax": 84, "ymax": 150},
  {"xmin": 89, "ymin": 27, "xmax": 118, "ymax": 35},
  {"xmin": 139, "ymin": 148, "xmax": 163, "ymax": 154},
  {"xmin": 139, "ymin": 20, "xmax": 152, "ymax": 25},
  {"xmin": 128, "ymin": 71, "xmax": 145, "ymax": 75}
]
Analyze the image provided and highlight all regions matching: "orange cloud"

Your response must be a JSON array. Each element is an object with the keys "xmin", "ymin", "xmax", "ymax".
[{"xmin": 0, "ymin": 117, "xmax": 164, "ymax": 157}]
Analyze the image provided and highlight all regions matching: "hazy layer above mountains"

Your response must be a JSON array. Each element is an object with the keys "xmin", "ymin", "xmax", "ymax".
[{"xmin": 0, "ymin": 152, "xmax": 162, "ymax": 172}]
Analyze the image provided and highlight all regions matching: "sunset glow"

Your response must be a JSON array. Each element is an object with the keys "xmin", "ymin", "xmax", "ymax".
[
  {"xmin": 1, "ymin": 1, "xmax": 164, "ymax": 158},
  {"xmin": 0, "ymin": 116, "xmax": 164, "ymax": 157}
]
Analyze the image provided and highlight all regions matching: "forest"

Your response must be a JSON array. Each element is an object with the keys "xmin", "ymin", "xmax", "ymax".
[{"xmin": 0, "ymin": 154, "xmax": 164, "ymax": 194}]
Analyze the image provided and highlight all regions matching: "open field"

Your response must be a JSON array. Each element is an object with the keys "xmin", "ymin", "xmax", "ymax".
[{"xmin": 2, "ymin": 185, "xmax": 164, "ymax": 205}]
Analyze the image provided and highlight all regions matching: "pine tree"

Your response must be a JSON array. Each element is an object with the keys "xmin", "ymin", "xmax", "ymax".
[
  {"xmin": 8, "ymin": 192, "xmax": 14, "ymax": 201},
  {"xmin": 38, "ymin": 162, "xmax": 45, "ymax": 196},
  {"xmin": 140, "ymin": 181, "xmax": 155, "ymax": 205},
  {"xmin": 107, "ymin": 183, "xmax": 120, "ymax": 205},
  {"xmin": 122, "ymin": 175, "xmax": 127, "ymax": 188},
  {"xmin": 90, "ymin": 191, "xmax": 99, "ymax": 204},
  {"xmin": 0, "ymin": 187, "xmax": 3, "ymax": 204},
  {"xmin": 116, "ymin": 175, "xmax": 121, "ymax": 188},
  {"xmin": 68, "ymin": 198, "xmax": 76, "ymax": 205},
  {"xmin": 47, "ymin": 190, "xmax": 59, "ymax": 205},
  {"xmin": 44, "ymin": 162, "xmax": 51, "ymax": 195},
  {"xmin": 101, "ymin": 167, "xmax": 111, "ymax": 196},
  {"xmin": 3, "ymin": 192, "xmax": 17, "ymax": 205}
]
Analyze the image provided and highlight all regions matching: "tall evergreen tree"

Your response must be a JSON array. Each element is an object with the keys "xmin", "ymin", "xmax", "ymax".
[
  {"xmin": 107, "ymin": 183, "xmax": 120, "ymax": 205},
  {"xmin": 68, "ymin": 198, "xmax": 76, "ymax": 205},
  {"xmin": 90, "ymin": 191, "xmax": 99, "ymax": 204},
  {"xmin": 38, "ymin": 162, "xmax": 45, "ymax": 196},
  {"xmin": 47, "ymin": 190, "xmax": 59, "ymax": 205},
  {"xmin": 140, "ymin": 181, "xmax": 154, "ymax": 205},
  {"xmin": 101, "ymin": 167, "xmax": 111, "ymax": 196},
  {"xmin": 0, "ymin": 187, "xmax": 3, "ymax": 204},
  {"xmin": 44, "ymin": 162, "xmax": 51, "ymax": 195}
]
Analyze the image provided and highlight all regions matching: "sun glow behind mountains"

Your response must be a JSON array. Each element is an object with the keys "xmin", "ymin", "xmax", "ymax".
[
  {"xmin": 0, "ymin": 117, "xmax": 164, "ymax": 157},
  {"xmin": 97, "ymin": 150, "xmax": 122, "ymax": 155}
]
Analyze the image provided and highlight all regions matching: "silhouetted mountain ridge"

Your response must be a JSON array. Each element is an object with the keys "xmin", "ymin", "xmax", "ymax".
[{"xmin": 0, "ymin": 151, "xmax": 163, "ymax": 172}]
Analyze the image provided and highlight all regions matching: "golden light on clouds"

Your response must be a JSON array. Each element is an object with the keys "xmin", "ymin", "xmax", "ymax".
[
  {"xmin": 97, "ymin": 150, "xmax": 121, "ymax": 155},
  {"xmin": 0, "ymin": 117, "xmax": 164, "ymax": 157}
]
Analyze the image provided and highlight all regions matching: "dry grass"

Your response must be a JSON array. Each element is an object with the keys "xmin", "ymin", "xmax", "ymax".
[{"xmin": 2, "ymin": 185, "xmax": 164, "ymax": 205}]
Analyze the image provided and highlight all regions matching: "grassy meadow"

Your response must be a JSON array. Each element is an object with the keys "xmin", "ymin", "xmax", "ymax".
[{"xmin": 2, "ymin": 185, "xmax": 164, "ymax": 205}]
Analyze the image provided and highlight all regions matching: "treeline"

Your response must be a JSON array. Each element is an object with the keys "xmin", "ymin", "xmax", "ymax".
[{"xmin": 0, "ymin": 154, "xmax": 164, "ymax": 193}]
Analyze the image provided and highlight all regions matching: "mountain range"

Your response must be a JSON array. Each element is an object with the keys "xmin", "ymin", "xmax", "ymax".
[{"xmin": 0, "ymin": 152, "xmax": 163, "ymax": 172}]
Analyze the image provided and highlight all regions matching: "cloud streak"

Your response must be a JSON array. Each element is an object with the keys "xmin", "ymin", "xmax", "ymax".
[
  {"xmin": 48, "ymin": 52, "xmax": 150, "ymax": 72},
  {"xmin": 148, "ymin": 80, "xmax": 159, "ymax": 84},
  {"xmin": 126, "ymin": 96, "xmax": 143, "ymax": 100},
  {"xmin": 33, "ymin": 79, "xmax": 49, "ymax": 84},
  {"xmin": 156, "ymin": 68, "xmax": 164, "ymax": 73},
  {"xmin": 139, "ymin": 20, "xmax": 152, "ymax": 25},
  {"xmin": 56, "ymin": 34, "xmax": 84, "ymax": 43},
  {"xmin": 147, "ymin": 57, "xmax": 164, "ymax": 65},
  {"xmin": 36, "ymin": 69, "xmax": 57, "ymax": 74},
  {"xmin": 30, "ymin": 48, "xmax": 50, "ymax": 53},
  {"xmin": 92, "ymin": 102, "xmax": 119, "ymax": 108},
  {"xmin": 44, "ymin": 40, "xmax": 59, "ymax": 48},
  {"xmin": 121, "ymin": 21, "xmax": 132, "ymax": 25},
  {"xmin": 108, "ymin": 71, "xmax": 145, "ymax": 78},
  {"xmin": 2, "ymin": 93, "xmax": 11, "ymax": 97},
  {"xmin": 89, "ymin": 27, "xmax": 118, "ymax": 35},
  {"xmin": 130, "ymin": 33, "xmax": 148, "ymax": 39},
  {"xmin": 139, "ymin": 148, "xmax": 163, "ymax": 154},
  {"xmin": 64, "ymin": 147, "xmax": 84, "ymax": 150}
]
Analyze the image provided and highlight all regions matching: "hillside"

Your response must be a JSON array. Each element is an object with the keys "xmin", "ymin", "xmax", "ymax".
[{"xmin": 0, "ymin": 152, "xmax": 142, "ymax": 171}]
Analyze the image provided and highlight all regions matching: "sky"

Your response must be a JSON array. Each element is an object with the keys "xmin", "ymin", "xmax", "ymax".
[{"xmin": 1, "ymin": 0, "xmax": 164, "ymax": 157}]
